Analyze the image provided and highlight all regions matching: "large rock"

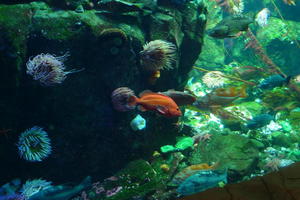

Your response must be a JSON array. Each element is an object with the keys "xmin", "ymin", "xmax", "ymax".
[
  {"xmin": 0, "ymin": 1, "xmax": 207, "ymax": 183},
  {"xmin": 189, "ymin": 134, "xmax": 259, "ymax": 181},
  {"xmin": 179, "ymin": 162, "xmax": 300, "ymax": 200}
]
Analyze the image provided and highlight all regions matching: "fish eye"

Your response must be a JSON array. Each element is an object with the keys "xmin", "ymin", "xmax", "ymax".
[{"xmin": 176, "ymin": 108, "xmax": 179, "ymax": 111}]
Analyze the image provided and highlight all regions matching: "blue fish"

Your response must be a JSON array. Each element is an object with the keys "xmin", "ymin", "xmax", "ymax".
[
  {"xmin": 177, "ymin": 169, "xmax": 227, "ymax": 196},
  {"xmin": 258, "ymin": 74, "xmax": 290, "ymax": 90},
  {"xmin": 246, "ymin": 114, "xmax": 274, "ymax": 129}
]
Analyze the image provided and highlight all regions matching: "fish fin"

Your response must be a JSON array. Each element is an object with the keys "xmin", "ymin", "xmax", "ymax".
[
  {"xmin": 128, "ymin": 95, "xmax": 138, "ymax": 106},
  {"xmin": 139, "ymin": 90, "xmax": 155, "ymax": 97},
  {"xmin": 138, "ymin": 105, "xmax": 147, "ymax": 112},
  {"xmin": 156, "ymin": 106, "xmax": 168, "ymax": 115}
]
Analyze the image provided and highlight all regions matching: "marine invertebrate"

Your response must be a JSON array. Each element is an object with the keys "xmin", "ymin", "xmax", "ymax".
[
  {"xmin": 255, "ymin": 8, "xmax": 270, "ymax": 27},
  {"xmin": 26, "ymin": 53, "xmax": 81, "ymax": 86},
  {"xmin": 20, "ymin": 179, "xmax": 52, "ymax": 200},
  {"xmin": 111, "ymin": 87, "xmax": 136, "ymax": 112},
  {"xmin": 202, "ymin": 71, "xmax": 226, "ymax": 88},
  {"xmin": 17, "ymin": 126, "xmax": 52, "ymax": 162},
  {"xmin": 139, "ymin": 40, "xmax": 177, "ymax": 71},
  {"xmin": 160, "ymin": 164, "xmax": 170, "ymax": 172},
  {"xmin": 99, "ymin": 28, "xmax": 128, "ymax": 46},
  {"xmin": 130, "ymin": 114, "xmax": 146, "ymax": 131}
]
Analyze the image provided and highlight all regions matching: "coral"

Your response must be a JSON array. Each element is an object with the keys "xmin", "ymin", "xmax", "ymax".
[
  {"xmin": 17, "ymin": 126, "xmax": 52, "ymax": 162},
  {"xmin": 26, "ymin": 53, "xmax": 80, "ymax": 86},
  {"xmin": 20, "ymin": 179, "xmax": 52, "ymax": 200},
  {"xmin": 111, "ymin": 87, "xmax": 136, "ymax": 112},
  {"xmin": 202, "ymin": 71, "xmax": 226, "ymax": 88},
  {"xmin": 139, "ymin": 40, "xmax": 177, "ymax": 71}
]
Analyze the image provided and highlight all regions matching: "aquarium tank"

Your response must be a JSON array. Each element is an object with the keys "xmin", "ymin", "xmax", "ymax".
[{"xmin": 0, "ymin": 0, "xmax": 300, "ymax": 199}]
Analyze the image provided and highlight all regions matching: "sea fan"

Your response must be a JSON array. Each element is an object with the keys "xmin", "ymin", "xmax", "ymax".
[
  {"xmin": 139, "ymin": 40, "xmax": 177, "ymax": 71},
  {"xmin": 20, "ymin": 179, "xmax": 52, "ymax": 200},
  {"xmin": 17, "ymin": 126, "xmax": 52, "ymax": 162},
  {"xmin": 26, "ymin": 53, "xmax": 80, "ymax": 86}
]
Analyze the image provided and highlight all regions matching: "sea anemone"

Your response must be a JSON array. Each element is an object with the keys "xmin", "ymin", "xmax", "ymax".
[
  {"xmin": 139, "ymin": 40, "xmax": 177, "ymax": 71},
  {"xmin": 26, "ymin": 53, "xmax": 80, "ymax": 86},
  {"xmin": 202, "ymin": 71, "xmax": 227, "ymax": 88},
  {"xmin": 111, "ymin": 87, "xmax": 136, "ymax": 112},
  {"xmin": 20, "ymin": 179, "xmax": 52, "ymax": 200},
  {"xmin": 17, "ymin": 126, "xmax": 52, "ymax": 162}
]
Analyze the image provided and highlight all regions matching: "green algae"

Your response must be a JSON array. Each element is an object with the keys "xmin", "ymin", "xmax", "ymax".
[{"xmin": 90, "ymin": 160, "xmax": 161, "ymax": 200}]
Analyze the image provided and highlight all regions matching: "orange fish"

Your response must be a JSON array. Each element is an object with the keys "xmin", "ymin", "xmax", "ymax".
[
  {"xmin": 128, "ymin": 90, "xmax": 182, "ymax": 117},
  {"xmin": 172, "ymin": 163, "xmax": 218, "ymax": 185},
  {"xmin": 214, "ymin": 85, "xmax": 247, "ymax": 98}
]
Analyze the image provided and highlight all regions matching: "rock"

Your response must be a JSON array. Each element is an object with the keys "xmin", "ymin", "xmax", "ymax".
[
  {"xmin": 0, "ymin": 1, "xmax": 207, "ymax": 183},
  {"xmin": 189, "ymin": 134, "xmax": 259, "ymax": 181},
  {"xmin": 87, "ymin": 160, "xmax": 161, "ymax": 200},
  {"xmin": 179, "ymin": 162, "xmax": 300, "ymax": 200}
]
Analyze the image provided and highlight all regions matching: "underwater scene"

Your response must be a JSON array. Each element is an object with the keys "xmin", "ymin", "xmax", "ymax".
[{"xmin": 0, "ymin": 0, "xmax": 300, "ymax": 199}]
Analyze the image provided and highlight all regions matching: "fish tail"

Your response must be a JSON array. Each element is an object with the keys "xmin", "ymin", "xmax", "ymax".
[{"xmin": 128, "ymin": 95, "xmax": 138, "ymax": 107}]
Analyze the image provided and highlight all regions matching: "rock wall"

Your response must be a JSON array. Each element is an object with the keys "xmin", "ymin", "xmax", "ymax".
[{"xmin": 0, "ymin": 1, "xmax": 207, "ymax": 183}]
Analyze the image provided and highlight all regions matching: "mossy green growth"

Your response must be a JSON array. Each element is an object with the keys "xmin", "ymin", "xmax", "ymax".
[
  {"xmin": 160, "ymin": 145, "xmax": 176, "ymax": 153},
  {"xmin": 0, "ymin": 3, "xmax": 34, "ymax": 72},
  {"xmin": 262, "ymin": 87, "xmax": 294, "ymax": 109},
  {"xmin": 175, "ymin": 137, "xmax": 194, "ymax": 150},
  {"xmin": 90, "ymin": 160, "xmax": 161, "ymax": 200},
  {"xmin": 257, "ymin": 17, "xmax": 300, "ymax": 46},
  {"xmin": 239, "ymin": 102, "xmax": 263, "ymax": 116}
]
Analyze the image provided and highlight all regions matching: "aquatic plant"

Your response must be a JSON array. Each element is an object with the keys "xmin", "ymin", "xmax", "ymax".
[
  {"xmin": 202, "ymin": 71, "xmax": 226, "ymax": 88},
  {"xmin": 139, "ymin": 40, "xmax": 177, "ymax": 71},
  {"xmin": 244, "ymin": 30, "xmax": 286, "ymax": 76},
  {"xmin": 111, "ymin": 87, "xmax": 136, "ymax": 112},
  {"xmin": 26, "ymin": 53, "xmax": 80, "ymax": 86},
  {"xmin": 20, "ymin": 179, "xmax": 52, "ymax": 200},
  {"xmin": 17, "ymin": 126, "xmax": 52, "ymax": 162},
  {"xmin": 262, "ymin": 87, "xmax": 294, "ymax": 109}
]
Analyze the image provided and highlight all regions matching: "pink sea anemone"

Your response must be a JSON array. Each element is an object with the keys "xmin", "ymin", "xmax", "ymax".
[
  {"xmin": 26, "ymin": 53, "xmax": 81, "ymax": 86},
  {"xmin": 111, "ymin": 87, "xmax": 136, "ymax": 112},
  {"xmin": 139, "ymin": 40, "xmax": 177, "ymax": 71}
]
